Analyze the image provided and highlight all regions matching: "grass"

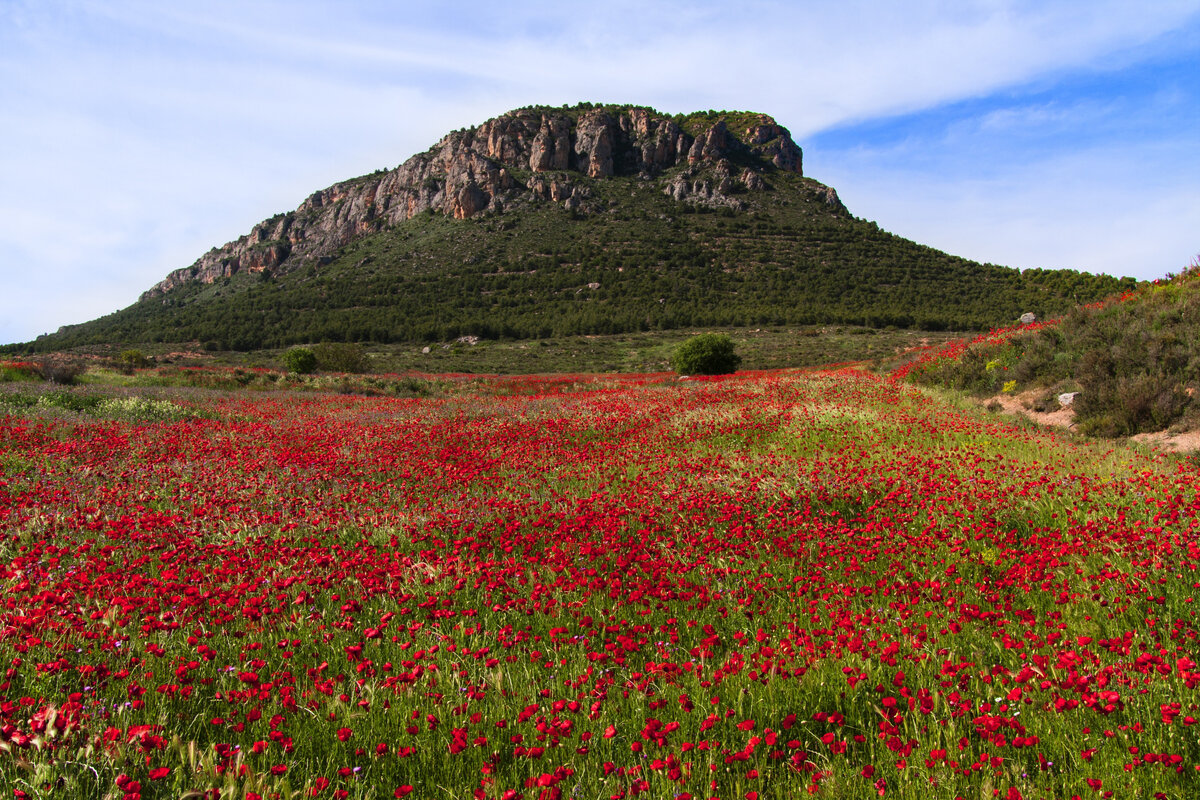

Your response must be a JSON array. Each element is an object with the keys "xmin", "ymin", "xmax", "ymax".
[{"xmin": 19, "ymin": 325, "xmax": 964, "ymax": 379}]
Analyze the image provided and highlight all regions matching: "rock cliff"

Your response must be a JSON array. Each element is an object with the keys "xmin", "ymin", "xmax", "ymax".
[{"xmin": 144, "ymin": 105, "xmax": 804, "ymax": 298}]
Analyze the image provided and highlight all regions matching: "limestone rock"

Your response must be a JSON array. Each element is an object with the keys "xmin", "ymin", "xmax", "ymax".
[
  {"xmin": 550, "ymin": 179, "xmax": 572, "ymax": 202},
  {"xmin": 141, "ymin": 104, "xmax": 807, "ymax": 299},
  {"xmin": 688, "ymin": 121, "xmax": 730, "ymax": 164},
  {"xmin": 621, "ymin": 109, "xmax": 689, "ymax": 174},
  {"xmin": 526, "ymin": 175, "xmax": 591, "ymax": 212},
  {"xmin": 529, "ymin": 116, "xmax": 571, "ymax": 172},
  {"xmin": 663, "ymin": 167, "xmax": 745, "ymax": 210},
  {"xmin": 452, "ymin": 181, "xmax": 489, "ymax": 219},
  {"xmin": 744, "ymin": 120, "xmax": 802, "ymax": 172},
  {"xmin": 574, "ymin": 110, "xmax": 617, "ymax": 178},
  {"xmin": 815, "ymin": 185, "xmax": 845, "ymax": 212}
]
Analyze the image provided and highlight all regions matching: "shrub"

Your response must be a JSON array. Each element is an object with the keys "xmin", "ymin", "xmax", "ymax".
[
  {"xmin": 671, "ymin": 334, "xmax": 741, "ymax": 376},
  {"xmin": 118, "ymin": 349, "xmax": 150, "ymax": 373},
  {"xmin": 1075, "ymin": 373, "xmax": 1189, "ymax": 436},
  {"xmin": 313, "ymin": 342, "xmax": 366, "ymax": 374},
  {"xmin": 282, "ymin": 347, "xmax": 317, "ymax": 374},
  {"xmin": 36, "ymin": 391, "xmax": 103, "ymax": 412},
  {"xmin": 37, "ymin": 360, "xmax": 86, "ymax": 385}
]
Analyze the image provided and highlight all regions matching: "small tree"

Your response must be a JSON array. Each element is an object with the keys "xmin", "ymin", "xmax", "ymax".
[
  {"xmin": 118, "ymin": 349, "xmax": 149, "ymax": 373},
  {"xmin": 282, "ymin": 347, "xmax": 317, "ymax": 374},
  {"xmin": 671, "ymin": 333, "xmax": 741, "ymax": 376}
]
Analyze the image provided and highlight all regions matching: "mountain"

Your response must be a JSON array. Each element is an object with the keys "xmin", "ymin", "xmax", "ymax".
[{"xmin": 21, "ymin": 103, "xmax": 1134, "ymax": 352}]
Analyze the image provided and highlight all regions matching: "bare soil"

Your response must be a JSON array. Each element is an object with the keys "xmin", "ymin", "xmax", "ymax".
[
  {"xmin": 990, "ymin": 390, "xmax": 1076, "ymax": 430},
  {"xmin": 984, "ymin": 390, "xmax": 1200, "ymax": 454},
  {"xmin": 1130, "ymin": 428, "xmax": 1200, "ymax": 454}
]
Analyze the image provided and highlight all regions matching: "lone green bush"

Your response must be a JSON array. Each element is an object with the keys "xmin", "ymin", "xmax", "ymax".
[
  {"xmin": 282, "ymin": 347, "xmax": 317, "ymax": 374},
  {"xmin": 671, "ymin": 333, "xmax": 741, "ymax": 376},
  {"xmin": 118, "ymin": 349, "xmax": 150, "ymax": 373}
]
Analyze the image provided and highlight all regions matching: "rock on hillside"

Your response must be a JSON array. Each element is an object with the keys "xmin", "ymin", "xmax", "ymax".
[{"xmin": 143, "ymin": 105, "xmax": 806, "ymax": 298}]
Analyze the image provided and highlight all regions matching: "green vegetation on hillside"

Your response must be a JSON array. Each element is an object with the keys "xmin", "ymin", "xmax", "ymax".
[
  {"xmin": 904, "ymin": 265, "xmax": 1200, "ymax": 436},
  {"xmin": 15, "ymin": 170, "xmax": 1133, "ymax": 354}
]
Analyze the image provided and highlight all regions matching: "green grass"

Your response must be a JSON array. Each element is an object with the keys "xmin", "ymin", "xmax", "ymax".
[{"xmin": 3, "ymin": 325, "xmax": 965, "ymax": 379}]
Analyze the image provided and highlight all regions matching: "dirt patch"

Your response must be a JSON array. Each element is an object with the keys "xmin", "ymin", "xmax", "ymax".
[
  {"xmin": 989, "ymin": 390, "xmax": 1076, "ymax": 430},
  {"xmin": 1131, "ymin": 429, "xmax": 1200, "ymax": 454},
  {"xmin": 985, "ymin": 390, "xmax": 1200, "ymax": 454}
]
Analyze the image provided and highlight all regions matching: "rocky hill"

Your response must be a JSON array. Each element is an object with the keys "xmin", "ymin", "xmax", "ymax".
[
  {"xmin": 21, "ymin": 103, "xmax": 1135, "ymax": 352},
  {"xmin": 144, "ymin": 106, "xmax": 805, "ymax": 298}
]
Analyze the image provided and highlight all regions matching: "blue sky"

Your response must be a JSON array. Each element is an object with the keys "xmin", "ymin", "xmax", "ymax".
[{"xmin": 2, "ymin": 0, "xmax": 1198, "ymax": 345}]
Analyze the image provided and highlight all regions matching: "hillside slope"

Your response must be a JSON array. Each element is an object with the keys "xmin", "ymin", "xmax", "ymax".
[
  {"xmin": 901, "ymin": 264, "xmax": 1200, "ymax": 436},
  {"xmin": 21, "ymin": 104, "xmax": 1134, "ymax": 352}
]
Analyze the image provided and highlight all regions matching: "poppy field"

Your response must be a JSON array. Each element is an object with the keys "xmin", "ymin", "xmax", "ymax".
[{"xmin": 1, "ymin": 368, "xmax": 1198, "ymax": 799}]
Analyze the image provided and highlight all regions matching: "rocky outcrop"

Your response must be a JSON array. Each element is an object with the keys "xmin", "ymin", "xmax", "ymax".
[
  {"xmin": 149, "ymin": 214, "xmax": 297, "ymax": 294},
  {"xmin": 814, "ymin": 185, "xmax": 845, "ymax": 212},
  {"xmin": 688, "ymin": 120, "xmax": 730, "ymax": 164},
  {"xmin": 573, "ymin": 110, "xmax": 617, "ymax": 178},
  {"xmin": 529, "ymin": 117, "xmax": 571, "ymax": 172},
  {"xmin": 742, "ymin": 169, "xmax": 766, "ymax": 191},
  {"xmin": 527, "ymin": 175, "xmax": 592, "ymax": 213},
  {"xmin": 744, "ymin": 120, "xmax": 802, "ymax": 172},
  {"xmin": 621, "ymin": 109, "xmax": 689, "ymax": 175},
  {"xmin": 143, "ymin": 104, "xmax": 806, "ymax": 298},
  {"xmin": 663, "ymin": 164, "xmax": 745, "ymax": 210}
]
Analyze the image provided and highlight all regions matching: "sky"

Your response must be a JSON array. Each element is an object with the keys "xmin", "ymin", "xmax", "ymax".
[{"xmin": 2, "ymin": 0, "xmax": 1199, "ymax": 345}]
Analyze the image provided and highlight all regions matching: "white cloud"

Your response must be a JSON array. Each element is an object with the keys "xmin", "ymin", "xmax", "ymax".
[{"xmin": 814, "ymin": 137, "xmax": 1200, "ymax": 280}]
